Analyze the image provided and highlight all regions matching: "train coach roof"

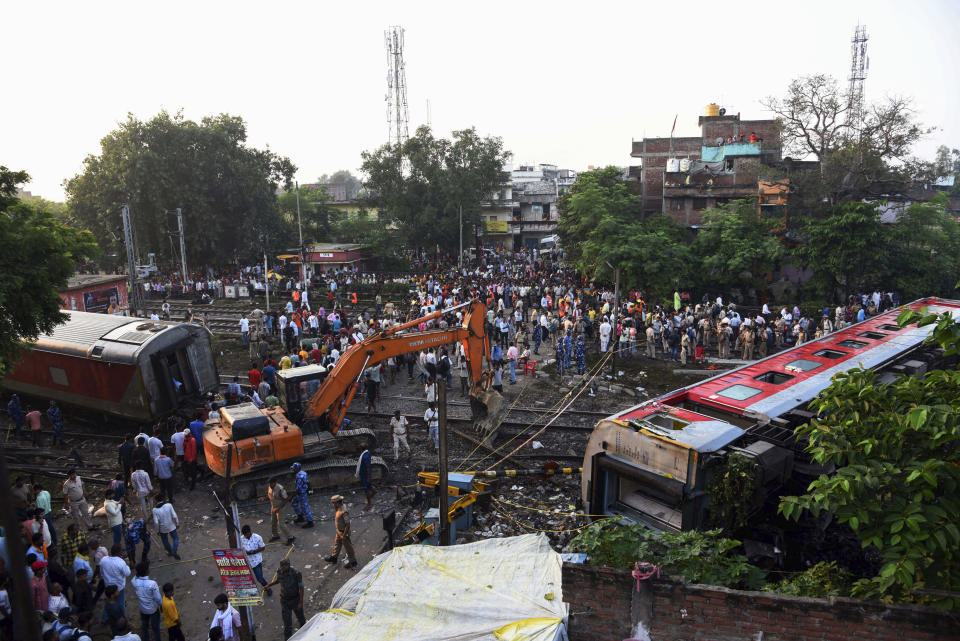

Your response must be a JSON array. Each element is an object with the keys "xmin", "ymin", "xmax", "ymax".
[{"xmin": 44, "ymin": 311, "xmax": 171, "ymax": 346}]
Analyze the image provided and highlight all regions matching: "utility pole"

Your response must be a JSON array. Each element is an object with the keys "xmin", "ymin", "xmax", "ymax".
[
  {"xmin": 221, "ymin": 445, "xmax": 254, "ymax": 641},
  {"xmin": 437, "ymin": 380, "xmax": 450, "ymax": 546},
  {"xmin": 264, "ymin": 251, "xmax": 270, "ymax": 313},
  {"xmin": 121, "ymin": 204, "xmax": 142, "ymax": 316},
  {"xmin": 458, "ymin": 201, "xmax": 463, "ymax": 271},
  {"xmin": 176, "ymin": 208, "xmax": 188, "ymax": 283},
  {"xmin": 606, "ymin": 262, "xmax": 620, "ymax": 376},
  {"xmin": 295, "ymin": 182, "xmax": 305, "ymax": 289}
]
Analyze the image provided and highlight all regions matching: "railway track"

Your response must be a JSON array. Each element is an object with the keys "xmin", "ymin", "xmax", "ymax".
[{"xmin": 345, "ymin": 410, "xmax": 596, "ymax": 433}]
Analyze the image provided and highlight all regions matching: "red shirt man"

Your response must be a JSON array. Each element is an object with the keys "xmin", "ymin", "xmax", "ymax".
[{"xmin": 183, "ymin": 432, "xmax": 197, "ymax": 463}]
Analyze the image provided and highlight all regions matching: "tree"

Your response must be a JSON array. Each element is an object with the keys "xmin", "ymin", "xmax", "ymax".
[
  {"xmin": 763, "ymin": 75, "xmax": 932, "ymax": 206},
  {"xmin": 277, "ymin": 184, "xmax": 333, "ymax": 244},
  {"xmin": 559, "ymin": 167, "xmax": 690, "ymax": 301},
  {"xmin": 317, "ymin": 170, "xmax": 363, "ymax": 200},
  {"xmin": 884, "ymin": 195, "xmax": 960, "ymax": 300},
  {"xmin": 691, "ymin": 199, "xmax": 784, "ymax": 294},
  {"xmin": 761, "ymin": 75, "xmax": 850, "ymax": 164},
  {"xmin": 0, "ymin": 168, "xmax": 98, "ymax": 375},
  {"xmin": 361, "ymin": 125, "xmax": 510, "ymax": 250},
  {"xmin": 779, "ymin": 307, "xmax": 960, "ymax": 605},
  {"xmin": 794, "ymin": 201, "xmax": 888, "ymax": 301},
  {"xmin": 64, "ymin": 111, "xmax": 296, "ymax": 270}
]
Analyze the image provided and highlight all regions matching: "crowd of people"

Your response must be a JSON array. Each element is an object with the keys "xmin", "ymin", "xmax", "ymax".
[{"xmin": 2, "ymin": 238, "xmax": 904, "ymax": 640}]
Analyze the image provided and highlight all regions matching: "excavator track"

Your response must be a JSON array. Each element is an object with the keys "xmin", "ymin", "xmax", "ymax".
[{"xmin": 229, "ymin": 454, "xmax": 389, "ymax": 501}]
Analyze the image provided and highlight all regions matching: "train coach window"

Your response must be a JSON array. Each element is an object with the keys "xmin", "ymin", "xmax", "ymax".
[
  {"xmin": 48, "ymin": 366, "xmax": 69, "ymax": 387},
  {"xmin": 878, "ymin": 324, "xmax": 902, "ymax": 331},
  {"xmin": 785, "ymin": 359, "xmax": 822, "ymax": 372},
  {"xmin": 836, "ymin": 340, "xmax": 868, "ymax": 349},
  {"xmin": 753, "ymin": 371, "xmax": 795, "ymax": 385},
  {"xmin": 812, "ymin": 349, "xmax": 846, "ymax": 359},
  {"xmin": 858, "ymin": 331, "xmax": 887, "ymax": 340},
  {"xmin": 715, "ymin": 384, "xmax": 762, "ymax": 401}
]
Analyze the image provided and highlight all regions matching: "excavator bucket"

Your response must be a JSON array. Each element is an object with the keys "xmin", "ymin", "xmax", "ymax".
[{"xmin": 472, "ymin": 388, "xmax": 506, "ymax": 446}]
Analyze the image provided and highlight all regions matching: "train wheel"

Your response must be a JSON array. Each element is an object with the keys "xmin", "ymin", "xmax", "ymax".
[{"xmin": 232, "ymin": 481, "xmax": 257, "ymax": 501}]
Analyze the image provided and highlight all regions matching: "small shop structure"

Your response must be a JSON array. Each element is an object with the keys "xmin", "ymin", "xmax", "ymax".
[
  {"xmin": 59, "ymin": 274, "xmax": 129, "ymax": 314},
  {"xmin": 286, "ymin": 243, "xmax": 373, "ymax": 276}
]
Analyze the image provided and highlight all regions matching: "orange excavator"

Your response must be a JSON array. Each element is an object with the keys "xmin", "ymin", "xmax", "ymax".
[{"xmin": 203, "ymin": 300, "xmax": 505, "ymax": 499}]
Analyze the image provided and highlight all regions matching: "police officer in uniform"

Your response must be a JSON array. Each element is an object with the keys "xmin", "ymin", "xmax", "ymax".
[
  {"xmin": 323, "ymin": 495, "xmax": 357, "ymax": 569},
  {"xmin": 264, "ymin": 559, "xmax": 305, "ymax": 640}
]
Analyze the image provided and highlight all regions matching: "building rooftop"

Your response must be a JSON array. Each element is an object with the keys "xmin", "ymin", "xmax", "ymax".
[{"xmin": 64, "ymin": 274, "xmax": 128, "ymax": 290}]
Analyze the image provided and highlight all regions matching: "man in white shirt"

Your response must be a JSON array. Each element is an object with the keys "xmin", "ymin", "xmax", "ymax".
[
  {"xmin": 169, "ymin": 430, "xmax": 185, "ymax": 465},
  {"xmin": 99, "ymin": 544, "xmax": 131, "ymax": 616},
  {"xmin": 130, "ymin": 560, "xmax": 162, "ymax": 641},
  {"xmin": 390, "ymin": 411, "xmax": 411, "ymax": 461},
  {"xmin": 240, "ymin": 525, "xmax": 271, "ymax": 596},
  {"xmin": 599, "ymin": 318, "xmax": 612, "ymax": 353},
  {"xmin": 152, "ymin": 496, "xmax": 180, "ymax": 560},
  {"xmin": 146, "ymin": 432, "xmax": 163, "ymax": 462},
  {"xmin": 424, "ymin": 403, "xmax": 439, "ymax": 451},
  {"xmin": 130, "ymin": 466, "xmax": 153, "ymax": 521},
  {"xmin": 239, "ymin": 315, "xmax": 250, "ymax": 345}
]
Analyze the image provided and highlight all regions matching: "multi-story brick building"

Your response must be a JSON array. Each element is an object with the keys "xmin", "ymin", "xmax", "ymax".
[{"xmin": 630, "ymin": 105, "xmax": 782, "ymax": 225}]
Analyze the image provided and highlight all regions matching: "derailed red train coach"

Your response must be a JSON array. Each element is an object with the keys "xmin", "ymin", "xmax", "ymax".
[
  {"xmin": 582, "ymin": 297, "xmax": 960, "ymax": 532},
  {"xmin": 3, "ymin": 311, "xmax": 219, "ymax": 423}
]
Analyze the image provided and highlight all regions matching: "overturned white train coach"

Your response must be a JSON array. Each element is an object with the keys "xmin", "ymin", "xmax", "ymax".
[
  {"xmin": 581, "ymin": 297, "xmax": 960, "ymax": 532},
  {"xmin": 3, "ymin": 311, "xmax": 219, "ymax": 422}
]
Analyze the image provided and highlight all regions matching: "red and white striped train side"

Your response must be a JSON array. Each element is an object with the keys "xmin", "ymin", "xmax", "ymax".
[{"xmin": 581, "ymin": 297, "xmax": 960, "ymax": 532}]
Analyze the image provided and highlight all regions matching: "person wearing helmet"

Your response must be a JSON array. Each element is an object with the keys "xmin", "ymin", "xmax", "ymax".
[{"xmin": 290, "ymin": 463, "xmax": 313, "ymax": 529}]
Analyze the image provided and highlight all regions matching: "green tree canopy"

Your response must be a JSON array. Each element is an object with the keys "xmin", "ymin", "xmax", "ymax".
[
  {"xmin": 64, "ymin": 111, "xmax": 296, "ymax": 271},
  {"xmin": 795, "ymin": 201, "xmax": 888, "ymax": 301},
  {"xmin": 779, "ymin": 307, "xmax": 960, "ymax": 605},
  {"xmin": 0, "ymin": 167, "xmax": 98, "ymax": 374},
  {"xmin": 691, "ymin": 198, "xmax": 784, "ymax": 294},
  {"xmin": 361, "ymin": 125, "xmax": 510, "ymax": 250},
  {"xmin": 559, "ymin": 167, "xmax": 690, "ymax": 301}
]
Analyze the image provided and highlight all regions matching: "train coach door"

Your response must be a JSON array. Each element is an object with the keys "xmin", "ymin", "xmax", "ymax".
[{"xmin": 152, "ymin": 349, "xmax": 199, "ymax": 408}]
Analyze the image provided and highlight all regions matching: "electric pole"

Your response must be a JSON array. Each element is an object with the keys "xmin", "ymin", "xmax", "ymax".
[{"xmin": 438, "ymin": 379, "xmax": 450, "ymax": 546}]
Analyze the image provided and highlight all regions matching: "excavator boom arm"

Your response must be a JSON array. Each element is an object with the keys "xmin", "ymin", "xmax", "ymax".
[{"xmin": 304, "ymin": 300, "xmax": 490, "ymax": 433}]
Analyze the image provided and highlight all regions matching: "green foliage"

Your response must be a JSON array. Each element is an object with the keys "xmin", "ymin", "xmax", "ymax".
[
  {"xmin": 763, "ymin": 562, "xmax": 853, "ymax": 599},
  {"xmin": 568, "ymin": 521, "xmax": 766, "ymax": 590},
  {"xmin": 361, "ymin": 125, "xmax": 509, "ymax": 250},
  {"xmin": 795, "ymin": 201, "xmax": 888, "ymax": 301},
  {"xmin": 278, "ymin": 184, "xmax": 335, "ymax": 243},
  {"xmin": 692, "ymin": 199, "xmax": 784, "ymax": 293},
  {"xmin": 884, "ymin": 195, "xmax": 960, "ymax": 300},
  {"xmin": 706, "ymin": 453, "xmax": 760, "ymax": 532},
  {"xmin": 64, "ymin": 110, "xmax": 296, "ymax": 269},
  {"xmin": 779, "ymin": 309, "xmax": 960, "ymax": 605},
  {"xmin": 0, "ymin": 168, "xmax": 98, "ymax": 374},
  {"xmin": 558, "ymin": 167, "xmax": 691, "ymax": 301}
]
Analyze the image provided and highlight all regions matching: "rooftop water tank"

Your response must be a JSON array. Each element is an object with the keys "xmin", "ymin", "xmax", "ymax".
[
  {"xmin": 679, "ymin": 158, "xmax": 691, "ymax": 172},
  {"xmin": 706, "ymin": 103, "xmax": 720, "ymax": 117},
  {"xmin": 666, "ymin": 158, "xmax": 680, "ymax": 173}
]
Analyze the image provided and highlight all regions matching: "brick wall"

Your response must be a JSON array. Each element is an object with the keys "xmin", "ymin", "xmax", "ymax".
[{"xmin": 562, "ymin": 563, "xmax": 960, "ymax": 641}]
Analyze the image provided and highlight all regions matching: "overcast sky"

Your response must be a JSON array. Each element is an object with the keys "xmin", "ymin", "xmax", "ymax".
[{"xmin": 4, "ymin": 0, "xmax": 959, "ymax": 200}]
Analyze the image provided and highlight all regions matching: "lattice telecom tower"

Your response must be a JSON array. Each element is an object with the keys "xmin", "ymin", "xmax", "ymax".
[
  {"xmin": 385, "ymin": 26, "xmax": 410, "ymax": 147},
  {"xmin": 846, "ymin": 24, "xmax": 869, "ymax": 133}
]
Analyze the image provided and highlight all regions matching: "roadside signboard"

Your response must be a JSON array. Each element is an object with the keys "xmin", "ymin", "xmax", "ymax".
[{"xmin": 212, "ymin": 548, "xmax": 263, "ymax": 606}]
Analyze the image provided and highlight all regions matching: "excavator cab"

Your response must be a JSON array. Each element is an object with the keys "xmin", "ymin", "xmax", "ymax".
[{"xmin": 275, "ymin": 364, "xmax": 329, "ymax": 424}]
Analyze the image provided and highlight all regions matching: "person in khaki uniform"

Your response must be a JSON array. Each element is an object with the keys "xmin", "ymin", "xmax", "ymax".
[
  {"xmin": 63, "ymin": 469, "xmax": 94, "ymax": 530},
  {"xmin": 323, "ymin": 495, "xmax": 357, "ymax": 568},
  {"xmin": 267, "ymin": 478, "xmax": 295, "ymax": 545}
]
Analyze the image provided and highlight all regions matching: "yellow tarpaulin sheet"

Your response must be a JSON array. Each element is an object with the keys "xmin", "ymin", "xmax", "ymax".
[{"xmin": 289, "ymin": 534, "xmax": 567, "ymax": 641}]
